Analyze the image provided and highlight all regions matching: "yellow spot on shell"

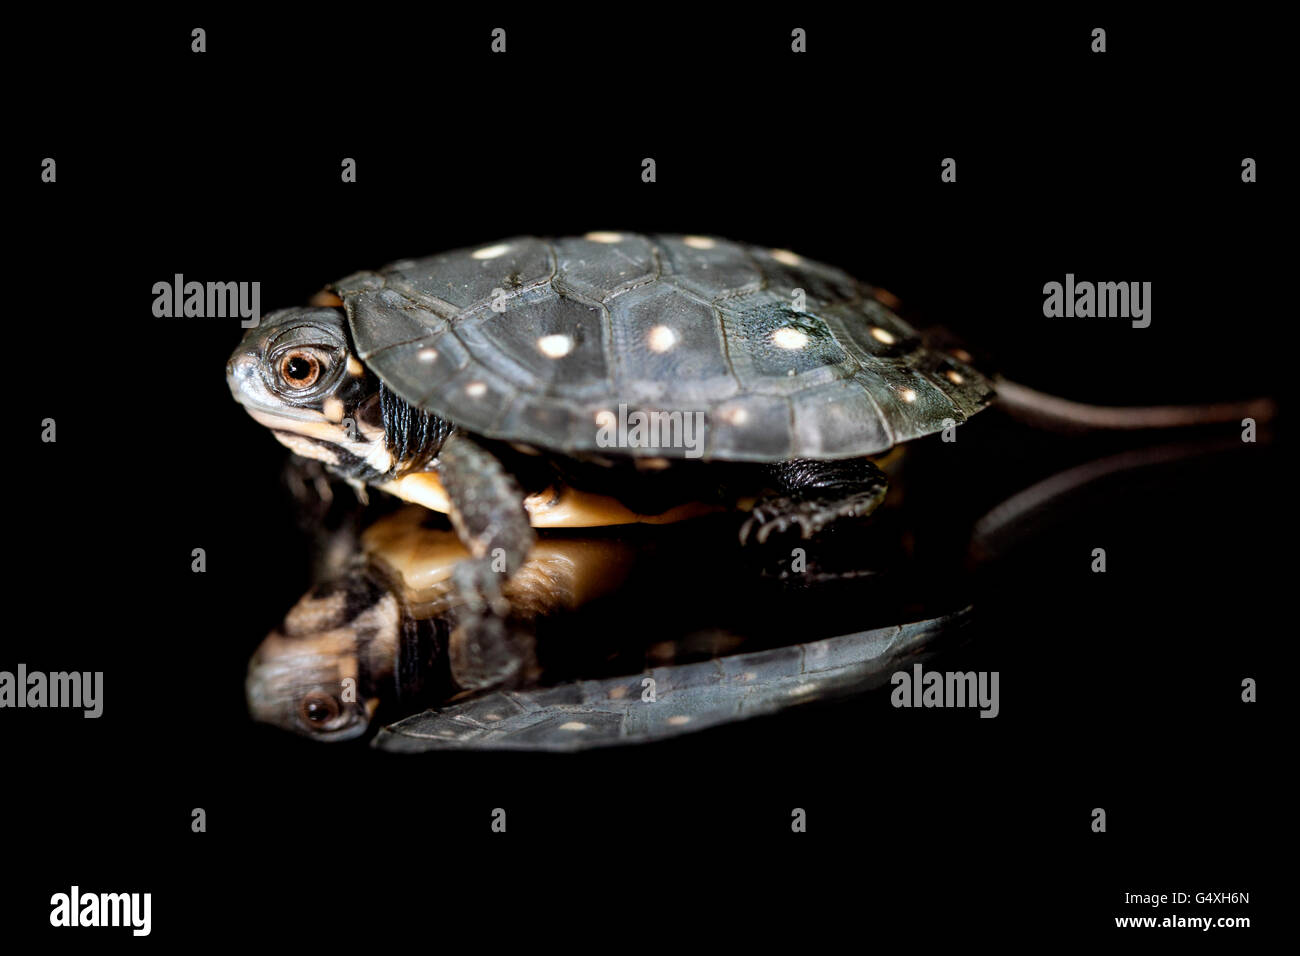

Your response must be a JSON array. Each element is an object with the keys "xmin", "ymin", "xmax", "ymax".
[
  {"xmin": 770, "ymin": 248, "xmax": 802, "ymax": 266},
  {"xmin": 870, "ymin": 327, "xmax": 897, "ymax": 345},
  {"xmin": 771, "ymin": 327, "xmax": 809, "ymax": 350},
  {"xmin": 946, "ymin": 369, "xmax": 965, "ymax": 385},
  {"xmin": 465, "ymin": 381, "xmax": 488, "ymax": 397},
  {"xmin": 683, "ymin": 236, "xmax": 715, "ymax": 249},
  {"xmin": 900, "ymin": 388, "xmax": 917, "ymax": 403},
  {"xmin": 471, "ymin": 243, "xmax": 510, "ymax": 260},
  {"xmin": 585, "ymin": 232, "xmax": 623, "ymax": 243},
  {"xmin": 417, "ymin": 348, "xmax": 438, "ymax": 363},
  {"xmin": 537, "ymin": 334, "xmax": 574, "ymax": 358},
  {"xmin": 647, "ymin": 325, "xmax": 678, "ymax": 352}
]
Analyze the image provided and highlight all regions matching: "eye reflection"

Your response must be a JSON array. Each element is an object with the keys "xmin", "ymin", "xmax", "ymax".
[{"xmin": 299, "ymin": 691, "xmax": 340, "ymax": 727}]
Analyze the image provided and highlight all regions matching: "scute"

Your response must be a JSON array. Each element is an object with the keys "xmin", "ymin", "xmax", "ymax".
[
  {"xmin": 454, "ymin": 287, "xmax": 611, "ymax": 398},
  {"xmin": 337, "ymin": 235, "xmax": 994, "ymax": 462},
  {"xmin": 719, "ymin": 296, "xmax": 854, "ymax": 387},
  {"xmin": 656, "ymin": 235, "xmax": 765, "ymax": 299},
  {"xmin": 551, "ymin": 234, "xmax": 659, "ymax": 300},
  {"xmin": 612, "ymin": 282, "xmax": 737, "ymax": 404},
  {"xmin": 382, "ymin": 238, "xmax": 555, "ymax": 312}
]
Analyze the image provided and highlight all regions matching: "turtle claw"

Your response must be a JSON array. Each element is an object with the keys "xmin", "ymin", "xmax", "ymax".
[
  {"xmin": 739, "ymin": 486, "xmax": 887, "ymax": 546},
  {"xmin": 740, "ymin": 497, "xmax": 826, "ymax": 545}
]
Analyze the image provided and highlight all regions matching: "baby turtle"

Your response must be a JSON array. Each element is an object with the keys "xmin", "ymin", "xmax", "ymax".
[{"xmin": 227, "ymin": 234, "xmax": 994, "ymax": 659}]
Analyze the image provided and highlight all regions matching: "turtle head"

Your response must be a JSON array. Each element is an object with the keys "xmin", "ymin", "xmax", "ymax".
[
  {"xmin": 245, "ymin": 573, "xmax": 400, "ymax": 742},
  {"xmin": 227, "ymin": 305, "xmax": 452, "ymax": 482},
  {"xmin": 227, "ymin": 306, "xmax": 394, "ymax": 481}
]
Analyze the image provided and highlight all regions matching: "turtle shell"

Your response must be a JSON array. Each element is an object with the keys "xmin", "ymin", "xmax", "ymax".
[
  {"xmin": 333, "ymin": 234, "xmax": 993, "ymax": 462},
  {"xmin": 374, "ymin": 607, "xmax": 972, "ymax": 752}
]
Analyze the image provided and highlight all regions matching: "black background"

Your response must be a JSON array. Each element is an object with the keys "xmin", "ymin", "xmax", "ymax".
[{"xmin": 8, "ymin": 9, "xmax": 1285, "ymax": 945}]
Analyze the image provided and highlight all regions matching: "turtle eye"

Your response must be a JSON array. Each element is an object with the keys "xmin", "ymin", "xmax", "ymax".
[
  {"xmin": 279, "ymin": 350, "xmax": 322, "ymax": 389},
  {"xmin": 299, "ymin": 691, "xmax": 341, "ymax": 728}
]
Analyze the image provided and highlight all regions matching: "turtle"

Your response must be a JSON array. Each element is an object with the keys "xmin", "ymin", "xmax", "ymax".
[
  {"xmin": 227, "ymin": 234, "xmax": 996, "ymax": 672},
  {"xmin": 246, "ymin": 505, "xmax": 969, "ymax": 747},
  {"xmin": 228, "ymin": 234, "xmax": 1279, "ymax": 682}
]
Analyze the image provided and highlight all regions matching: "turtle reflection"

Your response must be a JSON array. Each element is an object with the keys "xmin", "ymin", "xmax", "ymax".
[
  {"xmin": 247, "ymin": 506, "xmax": 965, "ymax": 749},
  {"xmin": 246, "ymin": 507, "xmax": 637, "ymax": 741}
]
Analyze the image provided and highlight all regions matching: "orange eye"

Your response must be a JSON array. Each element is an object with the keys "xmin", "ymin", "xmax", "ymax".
[
  {"xmin": 299, "ymin": 692, "xmax": 340, "ymax": 726},
  {"xmin": 280, "ymin": 351, "xmax": 321, "ymax": 388}
]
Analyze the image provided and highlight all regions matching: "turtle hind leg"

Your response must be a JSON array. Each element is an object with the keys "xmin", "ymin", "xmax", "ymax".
[{"xmin": 739, "ymin": 457, "xmax": 889, "ymax": 546}]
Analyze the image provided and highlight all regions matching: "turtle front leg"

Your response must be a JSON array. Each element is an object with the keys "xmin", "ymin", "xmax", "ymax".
[
  {"xmin": 739, "ymin": 458, "xmax": 889, "ymax": 545},
  {"xmin": 435, "ymin": 432, "xmax": 537, "ymax": 688}
]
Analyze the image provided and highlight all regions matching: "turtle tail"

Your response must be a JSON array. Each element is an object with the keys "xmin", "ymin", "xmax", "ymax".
[{"xmin": 993, "ymin": 377, "xmax": 1277, "ymax": 432}]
